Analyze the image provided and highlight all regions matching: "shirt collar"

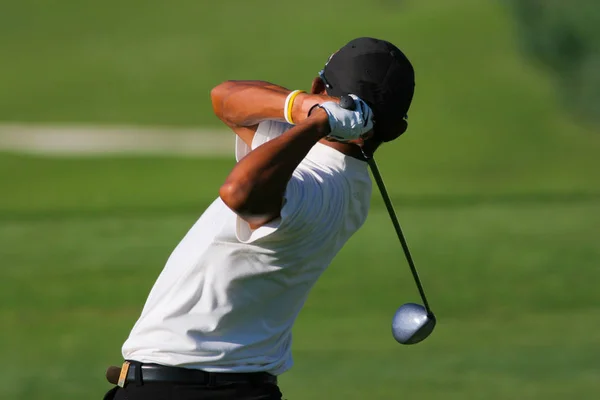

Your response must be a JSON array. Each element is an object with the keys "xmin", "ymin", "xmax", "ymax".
[{"xmin": 306, "ymin": 142, "xmax": 369, "ymax": 173}]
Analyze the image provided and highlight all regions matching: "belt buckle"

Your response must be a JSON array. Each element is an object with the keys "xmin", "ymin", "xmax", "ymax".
[{"xmin": 117, "ymin": 361, "xmax": 131, "ymax": 387}]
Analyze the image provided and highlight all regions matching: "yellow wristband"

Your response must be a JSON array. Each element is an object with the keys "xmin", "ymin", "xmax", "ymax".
[{"xmin": 284, "ymin": 90, "xmax": 305, "ymax": 125}]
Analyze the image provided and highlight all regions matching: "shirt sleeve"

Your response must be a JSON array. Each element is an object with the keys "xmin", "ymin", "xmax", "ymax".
[{"xmin": 235, "ymin": 120, "xmax": 292, "ymax": 161}]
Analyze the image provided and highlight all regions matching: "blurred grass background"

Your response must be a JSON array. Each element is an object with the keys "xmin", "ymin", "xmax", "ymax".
[{"xmin": 1, "ymin": 0, "xmax": 599, "ymax": 399}]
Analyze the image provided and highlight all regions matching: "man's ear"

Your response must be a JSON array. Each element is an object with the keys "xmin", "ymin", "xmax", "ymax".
[{"xmin": 311, "ymin": 77, "xmax": 327, "ymax": 95}]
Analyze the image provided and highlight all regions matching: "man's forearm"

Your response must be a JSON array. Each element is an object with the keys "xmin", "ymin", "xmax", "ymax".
[
  {"xmin": 211, "ymin": 81, "xmax": 289, "ymax": 127},
  {"xmin": 211, "ymin": 80, "xmax": 334, "ymax": 128},
  {"xmin": 219, "ymin": 108, "xmax": 331, "ymax": 227}
]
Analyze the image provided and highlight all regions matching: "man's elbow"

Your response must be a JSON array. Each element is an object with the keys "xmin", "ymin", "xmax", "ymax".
[
  {"xmin": 219, "ymin": 181, "xmax": 247, "ymax": 214},
  {"xmin": 219, "ymin": 182, "xmax": 279, "ymax": 226},
  {"xmin": 210, "ymin": 81, "xmax": 234, "ymax": 101},
  {"xmin": 210, "ymin": 81, "xmax": 236, "ymax": 120}
]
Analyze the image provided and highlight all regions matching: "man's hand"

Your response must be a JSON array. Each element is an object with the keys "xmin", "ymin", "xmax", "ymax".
[{"xmin": 318, "ymin": 94, "xmax": 374, "ymax": 142}]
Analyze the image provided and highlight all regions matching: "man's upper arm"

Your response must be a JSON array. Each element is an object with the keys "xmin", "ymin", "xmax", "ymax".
[{"xmin": 224, "ymin": 123, "xmax": 257, "ymax": 148}]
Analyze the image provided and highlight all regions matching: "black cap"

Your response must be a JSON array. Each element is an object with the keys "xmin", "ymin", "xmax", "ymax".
[{"xmin": 320, "ymin": 37, "xmax": 415, "ymax": 141}]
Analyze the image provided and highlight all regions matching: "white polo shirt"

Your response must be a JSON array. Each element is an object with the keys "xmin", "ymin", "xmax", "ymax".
[{"xmin": 121, "ymin": 120, "xmax": 372, "ymax": 375}]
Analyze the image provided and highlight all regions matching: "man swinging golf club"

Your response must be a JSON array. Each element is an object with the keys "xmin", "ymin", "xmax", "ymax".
[{"xmin": 104, "ymin": 37, "xmax": 418, "ymax": 400}]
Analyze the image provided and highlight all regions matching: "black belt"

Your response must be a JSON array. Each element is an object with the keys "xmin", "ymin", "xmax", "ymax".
[{"xmin": 109, "ymin": 361, "xmax": 277, "ymax": 386}]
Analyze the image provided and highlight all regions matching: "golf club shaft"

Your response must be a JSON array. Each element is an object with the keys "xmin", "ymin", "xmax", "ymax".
[{"xmin": 367, "ymin": 158, "xmax": 433, "ymax": 315}]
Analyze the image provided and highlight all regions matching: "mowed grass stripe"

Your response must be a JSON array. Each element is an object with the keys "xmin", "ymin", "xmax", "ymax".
[{"xmin": 0, "ymin": 124, "xmax": 234, "ymax": 156}]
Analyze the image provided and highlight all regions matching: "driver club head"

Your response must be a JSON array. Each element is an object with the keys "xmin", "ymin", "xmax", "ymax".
[{"xmin": 392, "ymin": 303, "xmax": 436, "ymax": 345}]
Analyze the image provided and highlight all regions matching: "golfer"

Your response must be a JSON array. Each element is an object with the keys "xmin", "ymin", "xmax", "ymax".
[{"xmin": 104, "ymin": 37, "xmax": 415, "ymax": 400}]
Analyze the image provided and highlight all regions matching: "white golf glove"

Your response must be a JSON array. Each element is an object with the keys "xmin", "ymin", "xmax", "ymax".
[{"xmin": 318, "ymin": 94, "xmax": 374, "ymax": 142}]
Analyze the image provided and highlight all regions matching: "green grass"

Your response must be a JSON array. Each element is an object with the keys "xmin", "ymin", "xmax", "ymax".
[
  {"xmin": 1, "ymin": 0, "xmax": 600, "ymax": 399},
  {"xmin": 2, "ymin": 194, "xmax": 599, "ymax": 399}
]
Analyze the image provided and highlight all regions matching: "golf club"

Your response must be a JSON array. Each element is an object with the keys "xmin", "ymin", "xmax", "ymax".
[{"xmin": 339, "ymin": 95, "xmax": 436, "ymax": 345}]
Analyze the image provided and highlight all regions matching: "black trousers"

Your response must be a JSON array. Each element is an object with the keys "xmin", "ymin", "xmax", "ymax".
[{"xmin": 103, "ymin": 381, "xmax": 283, "ymax": 400}]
